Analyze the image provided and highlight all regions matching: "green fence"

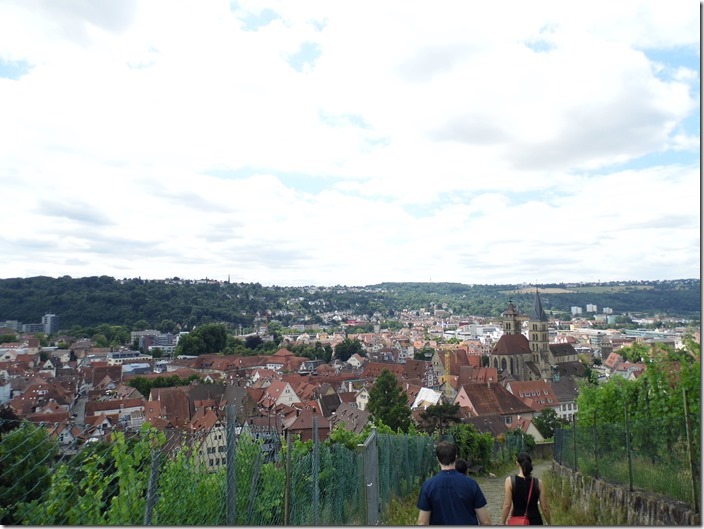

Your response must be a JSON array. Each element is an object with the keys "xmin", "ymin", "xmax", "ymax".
[
  {"xmin": 0, "ymin": 408, "xmax": 437, "ymax": 525},
  {"xmin": 553, "ymin": 408, "xmax": 700, "ymax": 511}
]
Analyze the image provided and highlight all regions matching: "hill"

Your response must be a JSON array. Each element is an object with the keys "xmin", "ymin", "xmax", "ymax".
[{"xmin": 0, "ymin": 276, "xmax": 698, "ymax": 333}]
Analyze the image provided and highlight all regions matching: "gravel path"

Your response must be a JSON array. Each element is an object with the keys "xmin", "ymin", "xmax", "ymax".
[{"xmin": 472, "ymin": 459, "xmax": 553, "ymax": 525}]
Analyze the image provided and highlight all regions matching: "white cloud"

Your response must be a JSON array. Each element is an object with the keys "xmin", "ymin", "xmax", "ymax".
[{"xmin": 0, "ymin": 0, "xmax": 699, "ymax": 286}]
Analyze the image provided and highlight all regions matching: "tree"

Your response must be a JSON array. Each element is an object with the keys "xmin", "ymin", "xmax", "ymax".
[
  {"xmin": 367, "ymin": 369, "xmax": 411, "ymax": 433},
  {"xmin": 245, "ymin": 335, "xmax": 263, "ymax": 350},
  {"xmin": 334, "ymin": 338, "xmax": 365, "ymax": 362},
  {"xmin": 417, "ymin": 402, "xmax": 462, "ymax": 435},
  {"xmin": 532, "ymin": 407, "xmax": 565, "ymax": 439},
  {"xmin": 132, "ymin": 320, "xmax": 150, "ymax": 331}
]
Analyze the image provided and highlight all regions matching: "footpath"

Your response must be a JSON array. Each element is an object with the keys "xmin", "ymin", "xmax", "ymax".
[{"xmin": 473, "ymin": 459, "xmax": 553, "ymax": 524}]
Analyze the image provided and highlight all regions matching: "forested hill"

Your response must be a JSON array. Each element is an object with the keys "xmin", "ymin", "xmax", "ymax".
[{"xmin": 0, "ymin": 276, "xmax": 699, "ymax": 333}]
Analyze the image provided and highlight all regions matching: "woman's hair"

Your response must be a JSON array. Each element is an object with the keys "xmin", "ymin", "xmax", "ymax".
[{"xmin": 517, "ymin": 452, "xmax": 533, "ymax": 477}]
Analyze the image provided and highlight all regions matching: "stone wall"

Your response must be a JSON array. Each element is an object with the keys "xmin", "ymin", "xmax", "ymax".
[{"xmin": 551, "ymin": 462, "xmax": 700, "ymax": 525}]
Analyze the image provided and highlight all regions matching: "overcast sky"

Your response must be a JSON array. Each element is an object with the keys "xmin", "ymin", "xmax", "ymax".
[{"xmin": 0, "ymin": 1, "xmax": 699, "ymax": 287}]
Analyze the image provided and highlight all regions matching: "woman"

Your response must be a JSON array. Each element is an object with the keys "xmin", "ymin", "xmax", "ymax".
[{"xmin": 500, "ymin": 452, "xmax": 551, "ymax": 525}]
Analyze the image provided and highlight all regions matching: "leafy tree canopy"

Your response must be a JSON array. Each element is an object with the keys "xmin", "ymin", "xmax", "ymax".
[
  {"xmin": 367, "ymin": 369, "xmax": 411, "ymax": 433},
  {"xmin": 334, "ymin": 338, "xmax": 365, "ymax": 362}
]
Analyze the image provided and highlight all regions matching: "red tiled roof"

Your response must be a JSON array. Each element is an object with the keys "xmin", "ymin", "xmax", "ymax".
[{"xmin": 491, "ymin": 334, "xmax": 531, "ymax": 355}]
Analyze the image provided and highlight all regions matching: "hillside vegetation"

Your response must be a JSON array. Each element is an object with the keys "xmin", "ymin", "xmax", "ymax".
[{"xmin": 0, "ymin": 276, "xmax": 698, "ymax": 333}]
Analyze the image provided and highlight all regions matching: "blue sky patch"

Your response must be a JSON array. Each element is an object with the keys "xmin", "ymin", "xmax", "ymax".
[
  {"xmin": 237, "ymin": 7, "xmax": 280, "ymax": 31},
  {"xmin": 288, "ymin": 41, "xmax": 321, "ymax": 72},
  {"xmin": 204, "ymin": 166, "xmax": 332, "ymax": 195},
  {"xmin": 0, "ymin": 59, "xmax": 31, "ymax": 79},
  {"xmin": 319, "ymin": 110, "xmax": 368, "ymax": 129},
  {"xmin": 581, "ymin": 148, "xmax": 699, "ymax": 176},
  {"xmin": 525, "ymin": 39, "xmax": 555, "ymax": 53}
]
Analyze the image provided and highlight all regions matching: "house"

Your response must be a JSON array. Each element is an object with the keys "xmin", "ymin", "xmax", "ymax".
[
  {"xmin": 330, "ymin": 402, "xmax": 370, "ymax": 434},
  {"xmin": 410, "ymin": 387, "xmax": 443, "ymax": 410},
  {"xmin": 85, "ymin": 397, "xmax": 145, "ymax": 425},
  {"xmin": 514, "ymin": 416, "xmax": 545, "ymax": 442},
  {"xmin": 259, "ymin": 380, "xmax": 302, "ymax": 409},
  {"xmin": 504, "ymin": 380, "xmax": 559, "ymax": 413},
  {"xmin": 454, "ymin": 382, "xmax": 535, "ymax": 428},
  {"xmin": 355, "ymin": 387, "xmax": 370, "ymax": 411},
  {"xmin": 283, "ymin": 408, "xmax": 330, "ymax": 442},
  {"xmin": 604, "ymin": 352, "xmax": 624, "ymax": 371},
  {"xmin": 550, "ymin": 375, "xmax": 580, "ymax": 422},
  {"xmin": 190, "ymin": 410, "xmax": 227, "ymax": 473},
  {"xmin": 149, "ymin": 387, "xmax": 192, "ymax": 428},
  {"xmin": 347, "ymin": 353, "xmax": 366, "ymax": 368}
]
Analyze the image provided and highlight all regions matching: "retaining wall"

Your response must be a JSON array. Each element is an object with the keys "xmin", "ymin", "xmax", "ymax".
[{"xmin": 551, "ymin": 462, "xmax": 700, "ymax": 525}]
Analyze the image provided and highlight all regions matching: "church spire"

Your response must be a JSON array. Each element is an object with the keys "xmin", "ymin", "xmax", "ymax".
[{"xmin": 531, "ymin": 288, "xmax": 548, "ymax": 322}]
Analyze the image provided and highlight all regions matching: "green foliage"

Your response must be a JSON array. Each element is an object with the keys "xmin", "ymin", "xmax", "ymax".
[
  {"xmin": 532, "ymin": 407, "xmax": 566, "ymax": 439},
  {"xmin": 128, "ymin": 374, "xmax": 201, "ymax": 398},
  {"xmin": 0, "ymin": 422, "xmax": 59, "ymax": 524},
  {"xmin": 0, "ymin": 334, "xmax": 17, "ymax": 344},
  {"xmin": 176, "ymin": 323, "xmax": 228, "ymax": 355},
  {"xmin": 367, "ymin": 369, "xmax": 412, "ymax": 433},
  {"xmin": 334, "ymin": 337, "xmax": 365, "ymax": 362},
  {"xmin": 416, "ymin": 402, "xmax": 462, "ymax": 435},
  {"xmin": 446, "ymin": 423, "xmax": 493, "ymax": 470}
]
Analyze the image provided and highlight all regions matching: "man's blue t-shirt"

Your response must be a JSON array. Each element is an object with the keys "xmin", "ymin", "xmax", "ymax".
[{"xmin": 416, "ymin": 469, "xmax": 488, "ymax": 525}]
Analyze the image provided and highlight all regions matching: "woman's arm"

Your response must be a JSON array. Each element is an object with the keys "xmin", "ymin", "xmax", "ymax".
[
  {"xmin": 538, "ymin": 478, "xmax": 551, "ymax": 525},
  {"xmin": 500, "ymin": 476, "xmax": 513, "ymax": 524}
]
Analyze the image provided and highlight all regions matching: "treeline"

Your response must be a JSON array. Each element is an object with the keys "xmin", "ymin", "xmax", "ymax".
[{"xmin": 0, "ymin": 276, "xmax": 698, "ymax": 334}]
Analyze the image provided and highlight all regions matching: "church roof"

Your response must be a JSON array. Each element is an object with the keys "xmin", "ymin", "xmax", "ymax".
[
  {"xmin": 491, "ymin": 334, "xmax": 531, "ymax": 355},
  {"xmin": 531, "ymin": 289, "xmax": 548, "ymax": 322}
]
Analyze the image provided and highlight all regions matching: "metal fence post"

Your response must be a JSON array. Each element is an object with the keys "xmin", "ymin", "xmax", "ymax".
[
  {"xmin": 358, "ymin": 427, "xmax": 380, "ymax": 525},
  {"xmin": 683, "ymin": 388, "xmax": 699, "ymax": 513},
  {"xmin": 284, "ymin": 430, "xmax": 291, "ymax": 525},
  {"xmin": 624, "ymin": 402, "xmax": 633, "ymax": 492},
  {"xmin": 313, "ymin": 415, "xmax": 319, "ymax": 525},
  {"xmin": 143, "ymin": 447, "xmax": 160, "ymax": 525},
  {"xmin": 572, "ymin": 414, "xmax": 577, "ymax": 471},
  {"xmin": 226, "ymin": 405, "xmax": 237, "ymax": 525},
  {"xmin": 592, "ymin": 411, "xmax": 598, "ymax": 479}
]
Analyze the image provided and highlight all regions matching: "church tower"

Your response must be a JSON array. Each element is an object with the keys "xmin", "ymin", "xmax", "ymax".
[
  {"xmin": 529, "ymin": 288, "xmax": 550, "ymax": 379},
  {"xmin": 501, "ymin": 300, "xmax": 521, "ymax": 335}
]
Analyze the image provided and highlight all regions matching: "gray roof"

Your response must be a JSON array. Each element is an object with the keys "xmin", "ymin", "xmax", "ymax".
[{"xmin": 531, "ymin": 289, "xmax": 548, "ymax": 322}]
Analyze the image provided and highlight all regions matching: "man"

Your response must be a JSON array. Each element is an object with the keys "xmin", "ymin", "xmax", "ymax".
[{"xmin": 417, "ymin": 441, "xmax": 491, "ymax": 525}]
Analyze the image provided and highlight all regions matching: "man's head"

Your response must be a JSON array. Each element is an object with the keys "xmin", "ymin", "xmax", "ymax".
[{"xmin": 435, "ymin": 441, "xmax": 458, "ymax": 466}]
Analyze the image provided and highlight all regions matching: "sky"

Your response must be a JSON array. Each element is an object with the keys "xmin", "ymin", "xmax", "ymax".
[{"xmin": 0, "ymin": 0, "xmax": 700, "ymax": 287}]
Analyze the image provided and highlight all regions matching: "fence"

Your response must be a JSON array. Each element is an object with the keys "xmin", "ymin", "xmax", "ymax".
[
  {"xmin": 0, "ymin": 406, "xmax": 437, "ymax": 525},
  {"xmin": 553, "ymin": 403, "xmax": 700, "ymax": 511}
]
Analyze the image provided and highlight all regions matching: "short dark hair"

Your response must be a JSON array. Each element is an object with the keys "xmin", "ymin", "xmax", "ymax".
[
  {"xmin": 455, "ymin": 458, "xmax": 468, "ymax": 475},
  {"xmin": 435, "ymin": 441, "xmax": 458, "ymax": 465}
]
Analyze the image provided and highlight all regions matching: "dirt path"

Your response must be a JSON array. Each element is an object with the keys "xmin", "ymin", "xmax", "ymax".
[{"xmin": 473, "ymin": 459, "xmax": 553, "ymax": 524}]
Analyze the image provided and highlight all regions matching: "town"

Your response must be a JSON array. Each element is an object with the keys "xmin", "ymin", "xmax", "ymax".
[{"xmin": 1, "ymin": 285, "xmax": 698, "ymax": 468}]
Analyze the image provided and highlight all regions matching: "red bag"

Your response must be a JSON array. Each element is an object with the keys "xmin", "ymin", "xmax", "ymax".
[
  {"xmin": 507, "ymin": 476, "xmax": 534, "ymax": 525},
  {"xmin": 507, "ymin": 514, "xmax": 530, "ymax": 525}
]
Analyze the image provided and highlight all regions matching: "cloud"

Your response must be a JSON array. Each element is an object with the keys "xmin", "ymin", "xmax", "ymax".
[{"xmin": 0, "ymin": 0, "xmax": 698, "ymax": 286}]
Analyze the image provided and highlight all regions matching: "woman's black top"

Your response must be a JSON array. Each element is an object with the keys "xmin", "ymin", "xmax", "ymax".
[{"xmin": 512, "ymin": 475, "xmax": 543, "ymax": 525}]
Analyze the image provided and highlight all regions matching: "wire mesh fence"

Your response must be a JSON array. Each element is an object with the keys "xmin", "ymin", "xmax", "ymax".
[
  {"xmin": 553, "ymin": 410, "xmax": 700, "ymax": 511},
  {"xmin": 0, "ymin": 410, "xmax": 437, "ymax": 525}
]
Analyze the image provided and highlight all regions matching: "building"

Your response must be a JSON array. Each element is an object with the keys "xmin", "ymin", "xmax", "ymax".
[
  {"xmin": 488, "ymin": 290, "xmax": 582, "ymax": 382},
  {"xmin": 42, "ymin": 314, "xmax": 59, "ymax": 335}
]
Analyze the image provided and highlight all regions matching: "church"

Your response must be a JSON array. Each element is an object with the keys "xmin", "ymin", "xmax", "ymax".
[{"xmin": 488, "ymin": 289, "xmax": 580, "ymax": 382}]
